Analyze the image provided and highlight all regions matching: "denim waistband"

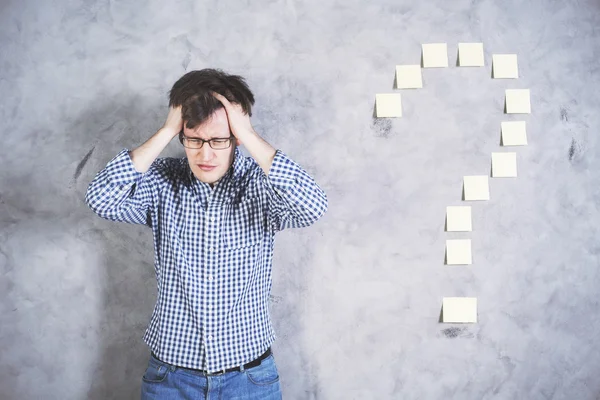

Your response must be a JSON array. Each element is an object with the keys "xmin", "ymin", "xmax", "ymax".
[{"xmin": 150, "ymin": 347, "xmax": 272, "ymax": 375}]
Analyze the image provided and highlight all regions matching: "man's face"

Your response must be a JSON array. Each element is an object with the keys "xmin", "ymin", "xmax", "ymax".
[{"xmin": 182, "ymin": 107, "xmax": 241, "ymax": 187}]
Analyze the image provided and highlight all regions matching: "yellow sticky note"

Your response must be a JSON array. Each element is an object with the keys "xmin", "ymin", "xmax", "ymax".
[
  {"xmin": 442, "ymin": 297, "xmax": 478, "ymax": 323},
  {"xmin": 463, "ymin": 176, "xmax": 490, "ymax": 201},
  {"xmin": 505, "ymin": 89, "xmax": 531, "ymax": 114},
  {"xmin": 375, "ymin": 93, "xmax": 402, "ymax": 118},
  {"xmin": 395, "ymin": 65, "xmax": 423, "ymax": 89},
  {"xmin": 492, "ymin": 152, "xmax": 517, "ymax": 177},
  {"xmin": 501, "ymin": 121, "xmax": 528, "ymax": 146},
  {"xmin": 446, "ymin": 206, "xmax": 472, "ymax": 232},
  {"xmin": 446, "ymin": 239, "xmax": 472, "ymax": 265},
  {"xmin": 492, "ymin": 54, "xmax": 519, "ymax": 78},
  {"xmin": 422, "ymin": 43, "xmax": 448, "ymax": 68},
  {"xmin": 458, "ymin": 43, "xmax": 484, "ymax": 67}
]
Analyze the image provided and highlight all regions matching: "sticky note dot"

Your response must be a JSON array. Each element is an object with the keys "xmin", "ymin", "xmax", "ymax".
[
  {"xmin": 505, "ymin": 89, "xmax": 531, "ymax": 114},
  {"xmin": 375, "ymin": 94, "xmax": 402, "ymax": 118},
  {"xmin": 463, "ymin": 176, "xmax": 490, "ymax": 201},
  {"xmin": 492, "ymin": 54, "xmax": 519, "ymax": 79},
  {"xmin": 492, "ymin": 152, "xmax": 518, "ymax": 177},
  {"xmin": 422, "ymin": 43, "xmax": 448, "ymax": 68},
  {"xmin": 446, "ymin": 206, "xmax": 472, "ymax": 232},
  {"xmin": 501, "ymin": 121, "xmax": 528, "ymax": 146},
  {"xmin": 395, "ymin": 65, "xmax": 423, "ymax": 89},
  {"xmin": 442, "ymin": 297, "xmax": 477, "ymax": 323},
  {"xmin": 458, "ymin": 43, "xmax": 484, "ymax": 67},
  {"xmin": 446, "ymin": 239, "xmax": 472, "ymax": 265}
]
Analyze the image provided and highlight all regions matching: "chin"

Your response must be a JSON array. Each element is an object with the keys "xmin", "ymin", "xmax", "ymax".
[{"xmin": 194, "ymin": 169, "xmax": 221, "ymax": 182}]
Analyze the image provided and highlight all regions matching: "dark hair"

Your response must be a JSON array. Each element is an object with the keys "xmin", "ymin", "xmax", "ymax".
[{"xmin": 168, "ymin": 68, "xmax": 255, "ymax": 132}]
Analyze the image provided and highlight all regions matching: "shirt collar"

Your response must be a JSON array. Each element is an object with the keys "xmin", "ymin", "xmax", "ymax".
[{"xmin": 218, "ymin": 145, "xmax": 245, "ymax": 184}]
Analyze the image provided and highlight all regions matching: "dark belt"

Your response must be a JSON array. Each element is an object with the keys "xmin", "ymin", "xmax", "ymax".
[{"xmin": 151, "ymin": 347, "xmax": 272, "ymax": 376}]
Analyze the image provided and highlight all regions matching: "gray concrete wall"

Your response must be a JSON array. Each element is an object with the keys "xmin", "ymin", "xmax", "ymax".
[{"xmin": 1, "ymin": 0, "xmax": 600, "ymax": 398}]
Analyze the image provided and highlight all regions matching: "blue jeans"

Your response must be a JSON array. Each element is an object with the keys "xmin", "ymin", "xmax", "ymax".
[{"xmin": 140, "ymin": 351, "xmax": 282, "ymax": 400}]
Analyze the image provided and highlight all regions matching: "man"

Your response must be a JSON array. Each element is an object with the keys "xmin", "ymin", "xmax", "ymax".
[{"xmin": 85, "ymin": 69, "xmax": 328, "ymax": 399}]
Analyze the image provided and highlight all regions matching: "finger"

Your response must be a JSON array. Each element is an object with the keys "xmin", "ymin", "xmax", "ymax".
[
  {"xmin": 211, "ymin": 91, "xmax": 229, "ymax": 105},
  {"xmin": 210, "ymin": 92, "xmax": 245, "ymax": 115}
]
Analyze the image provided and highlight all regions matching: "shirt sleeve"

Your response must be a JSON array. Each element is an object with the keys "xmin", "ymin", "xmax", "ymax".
[
  {"xmin": 85, "ymin": 149, "xmax": 163, "ymax": 226},
  {"xmin": 259, "ymin": 149, "xmax": 328, "ymax": 233}
]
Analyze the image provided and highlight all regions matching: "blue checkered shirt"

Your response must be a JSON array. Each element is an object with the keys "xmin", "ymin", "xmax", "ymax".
[{"xmin": 85, "ymin": 146, "xmax": 328, "ymax": 372}]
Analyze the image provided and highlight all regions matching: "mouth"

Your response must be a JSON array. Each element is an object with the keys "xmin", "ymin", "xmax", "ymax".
[{"xmin": 197, "ymin": 164, "xmax": 217, "ymax": 171}]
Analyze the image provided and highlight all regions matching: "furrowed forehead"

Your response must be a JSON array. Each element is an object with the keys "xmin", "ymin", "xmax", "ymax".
[{"xmin": 185, "ymin": 126, "xmax": 230, "ymax": 139}]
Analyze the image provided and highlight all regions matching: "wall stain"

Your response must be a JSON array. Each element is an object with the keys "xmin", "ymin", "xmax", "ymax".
[
  {"xmin": 269, "ymin": 294, "xmax": 283, "ymax": 304},
  {"xmin": 441, "ymin": 326, "xmax": 474, "ymax": 339},
  {"xmin": 74, "ymin": 146, "xmax": 95, "ymax": 181},
  {"xmin": 182, "ymin": 53, "xmax": 191, "ymax": 71},
  {"xmin": 568, "ymin": 139, "xmax": 577, "ymax": 161},
  {"xmin": 372, "ymin": 118, "xmax": 392, "ymax": 138},
  {"xmin": 442, "ymin": 327, "xmax": 465, "ymax": 338}
]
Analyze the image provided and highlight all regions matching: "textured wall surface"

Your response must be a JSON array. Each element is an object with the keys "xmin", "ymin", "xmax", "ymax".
[{"xmin": 1, "ymin": 0, "xmax": 600, "ymax": 399}]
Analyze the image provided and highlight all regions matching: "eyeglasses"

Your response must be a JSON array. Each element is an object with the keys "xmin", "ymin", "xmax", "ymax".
[{"xmin": 179, "ymin": 134, "xmax": 234, "ymax": 150}]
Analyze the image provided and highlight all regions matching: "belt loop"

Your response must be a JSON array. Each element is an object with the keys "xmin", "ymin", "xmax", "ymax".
[{"xmin": 240, "ymin": 363, "xmax": 245, "ymax": 372}]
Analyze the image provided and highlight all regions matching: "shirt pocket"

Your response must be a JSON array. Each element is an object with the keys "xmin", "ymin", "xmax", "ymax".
[{"xmin": 223, "ymin": 196, "xmax": 264, "ymax": 250}]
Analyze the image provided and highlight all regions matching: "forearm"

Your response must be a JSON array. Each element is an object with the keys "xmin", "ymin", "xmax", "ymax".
[
  {"xmin": 241, "ymin": 130, "xmax": 277, "ymax": 176},
  {"xmin": 130, "ymin": 128, "xmax": 177, "ymax": 173}
]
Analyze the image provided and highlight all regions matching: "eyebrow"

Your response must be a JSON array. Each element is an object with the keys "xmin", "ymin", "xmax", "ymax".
[{"xmin": 184, "ymin": 135, "xmax": 230, "ymax": 140}]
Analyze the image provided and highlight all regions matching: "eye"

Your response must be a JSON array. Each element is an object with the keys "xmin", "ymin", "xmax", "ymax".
[{"xmin": 212, "ymin": 139, "xmax": 228, "ymax": 144}]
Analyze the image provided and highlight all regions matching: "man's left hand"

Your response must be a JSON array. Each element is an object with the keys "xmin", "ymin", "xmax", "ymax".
[{"xmin": 211, "ymin": 91, "xmax": 256, "ymax": 144}]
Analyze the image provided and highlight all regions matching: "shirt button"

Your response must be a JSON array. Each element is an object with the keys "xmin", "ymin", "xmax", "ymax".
[
  {"xmin": 208, "ymin": 335, "xmax": 213, "ymax": 340},
  {"xmin": 211, "ymin": 217, "xmax": 216, "ymax": 222},
  {"xmin": 207, "ymin": 275, "xmax": 213, "ymax": 281}
]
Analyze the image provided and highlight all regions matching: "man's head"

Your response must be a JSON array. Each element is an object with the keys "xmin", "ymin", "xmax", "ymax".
[{"xmin": 169, "ymin": 69, "xmax": 255, "ymax": 187}]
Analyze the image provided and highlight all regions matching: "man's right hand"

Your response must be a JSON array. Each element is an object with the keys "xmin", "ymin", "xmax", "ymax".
[
  {"xmin": 162, "ymin": 106, "xmax": 183, "ymax": 138},
  {"xmin": 130, "ymin": 106, "xmax": 184, "ymax": 173}
]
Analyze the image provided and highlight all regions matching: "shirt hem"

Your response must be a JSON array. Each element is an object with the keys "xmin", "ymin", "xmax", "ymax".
[{"xmin": 142, "ymin": 333, "xmax": 276, "ymax": 373}]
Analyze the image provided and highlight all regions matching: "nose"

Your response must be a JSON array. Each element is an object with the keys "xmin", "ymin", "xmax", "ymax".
[{"xmin": 199, "ymin": 142, "xmax": 214, "ymax": 160}]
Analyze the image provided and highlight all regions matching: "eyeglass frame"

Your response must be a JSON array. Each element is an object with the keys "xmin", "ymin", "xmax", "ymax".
[{"xmin": 178, "ymin": 132, "xmax": 236, "ymax": 150}]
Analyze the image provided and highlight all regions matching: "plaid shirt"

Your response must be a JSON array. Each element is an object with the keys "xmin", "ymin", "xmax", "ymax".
[{"xmin": 85, "ymin": 146, "xmax": 328, "ymax": 372}]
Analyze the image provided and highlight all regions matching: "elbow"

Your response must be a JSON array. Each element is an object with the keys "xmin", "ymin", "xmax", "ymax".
[
  {"xmin": 316, "ymin": 190, "xmax": 328, "ymax": 220},
  {"xmin": 84, "ymin": 184, "xmax": 110, "ymax": 220},
  {"xmin": 84, "ymin": 185, "xmax": 96, "ymax": 213}
]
